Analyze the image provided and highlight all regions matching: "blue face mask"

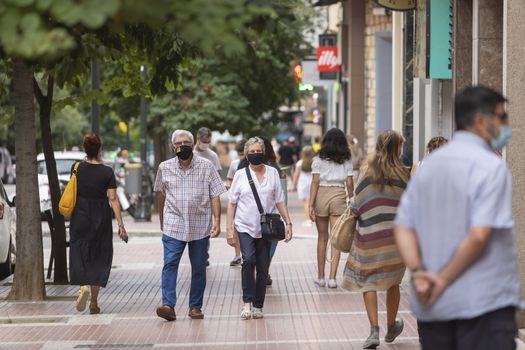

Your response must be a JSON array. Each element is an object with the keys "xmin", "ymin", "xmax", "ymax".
[{"xmin": 490, "ymin": 125, "xmax": 512, "ymax": 150}]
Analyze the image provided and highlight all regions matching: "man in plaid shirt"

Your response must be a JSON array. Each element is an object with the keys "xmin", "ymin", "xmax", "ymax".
[{"xmin": 154, "ymin": 129, "xmax": 226, "ymax": 321}]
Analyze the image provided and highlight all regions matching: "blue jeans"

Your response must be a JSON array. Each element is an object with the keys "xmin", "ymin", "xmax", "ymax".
[{"xmin": 161, "ymin": 235, "xmax": 209, "ymax": 309}]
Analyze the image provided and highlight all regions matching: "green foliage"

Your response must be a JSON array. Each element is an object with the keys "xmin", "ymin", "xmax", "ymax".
[
  {"xmin": 0, "ymin": 59, "xmax": 14, "ymax": 149},
  {"xmin": 49, "ymin": 106, "xmax": 89, "ymax": 150},
  {"xmin": 1, "ymin": 0, "xmax": 314, "ymax": 151},
  {"xmin": 0, "ymin": 4, "xmax": 75, "ymax": 60},
  {"xmin": 153, "ymin": 0, "xmax": 314, "ymax": 136},
  {"xmin": 154, "ymin": 60, "xmax": 251, "ymax": 135}
]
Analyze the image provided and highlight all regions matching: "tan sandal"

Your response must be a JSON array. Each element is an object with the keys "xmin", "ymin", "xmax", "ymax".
[{"xmin": 76, "ymin": 286, "xmax": 90, "ymax": 312}]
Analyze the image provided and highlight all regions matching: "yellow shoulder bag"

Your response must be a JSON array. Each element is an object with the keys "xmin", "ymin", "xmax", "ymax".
[{"xmin": 58, "ymin": 162, "xmax": 80, "ymax": 217}]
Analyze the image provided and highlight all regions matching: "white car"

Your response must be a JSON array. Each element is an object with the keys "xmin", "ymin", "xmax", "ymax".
[
  {"xmin": 0, "ymin": 178, "xmax": 16, "ymax": 280},
  {"xmin": 0, "ymin": 147, "xmax": 15, "ymax": 184},
  {"xmin": 37, "ymin": 151, "xmax": 86, "ymax": 214}
]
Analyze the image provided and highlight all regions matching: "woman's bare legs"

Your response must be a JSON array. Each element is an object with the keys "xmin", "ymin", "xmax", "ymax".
[
  {"xmin": 303, "ymin": 199, "xmax": 310, "ymax": 221},
  {"xmin": 90, "ymin": 285, "xmax": 100, "ymax": 303},
  {"xmin": 328, "ymin": 215, "xmax": 341, "ymax": 279},
  {"xmin": 89, "ymin": 285, "xmax": 101, "ymax": 313},
  {"xmin": 315, "ymin": 216, "xmax": 329, "ymax": 279},
  {"xmin": 363, "ymin": 291, "xmax": 379, "ymax": 327},
  {"xmin": 386, "ymin": 285, "xmax": 400, "ymax": 327},
  {"xmin": 363, "ymin": 291, "xmax": 380, "ymax": 348}
]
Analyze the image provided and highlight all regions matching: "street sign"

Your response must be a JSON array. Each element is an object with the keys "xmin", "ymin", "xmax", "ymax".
[
  {"xmin": 317, "ymin": 47, "xmax": 340, "ymax": 72},
  {"xmin": 318, "ymin": 34, "xmax": 338, "ymax": 80}
]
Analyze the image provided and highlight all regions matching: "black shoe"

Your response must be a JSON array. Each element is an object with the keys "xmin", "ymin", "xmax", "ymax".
[
  {"xmin": 266, "ymin": 274, "xmax": 272, "ymax": 286},
  {"xmin": 230, "ymin": 256, "xmax": 242, "ymax": 266}
]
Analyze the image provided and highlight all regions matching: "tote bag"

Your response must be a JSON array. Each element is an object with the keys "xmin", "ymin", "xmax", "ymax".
[{"xmin": 330, "ymin": 206, "xmax": 358, "ymax": 253}]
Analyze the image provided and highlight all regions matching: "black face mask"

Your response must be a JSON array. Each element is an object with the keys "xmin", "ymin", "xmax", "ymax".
[
  {"xmin": 175, "ymin": 145, "xmax": 193, "ymax": 161},
  {"xmin": 247, "ymin": 152, "xmax": 264, "ymax": 165}
]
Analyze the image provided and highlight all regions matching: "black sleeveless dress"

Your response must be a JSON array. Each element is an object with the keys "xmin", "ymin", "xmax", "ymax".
[{"xmin": 69, "ymin": 162, "xmax": 117, "ymax": 287}]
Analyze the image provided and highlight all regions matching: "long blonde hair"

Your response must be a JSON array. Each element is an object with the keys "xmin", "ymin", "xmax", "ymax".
[
  {"xmin": 361, "ymin": 130, "xmax": 408, "ymax": 189},
  {"xmin": 300, "ymin": 146, "xmax": 315, "ymax": 172}
]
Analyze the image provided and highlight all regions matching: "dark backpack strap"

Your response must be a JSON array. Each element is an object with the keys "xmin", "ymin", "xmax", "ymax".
[{"xmin": 245, "ymin": 166, "xmax": 264, "ymax": 214}]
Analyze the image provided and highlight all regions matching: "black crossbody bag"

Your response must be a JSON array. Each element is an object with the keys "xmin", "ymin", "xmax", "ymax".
[{"xmin": 245, "ymin": 167, "xmax": 285, "ymax": 242}]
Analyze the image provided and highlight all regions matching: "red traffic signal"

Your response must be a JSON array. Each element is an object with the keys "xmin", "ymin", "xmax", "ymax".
[{"xmin": 293, "ymin": 64, "xmax": 303, "ymax": 84}]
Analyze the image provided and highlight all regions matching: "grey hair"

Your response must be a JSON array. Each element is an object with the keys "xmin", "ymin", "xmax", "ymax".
[
  {"xmin": 171, "ymin": 130, "xmax": 194, "ymax": 144},
  {"xmin": 244, "ymin": 137, "xmax": 265, "ymax": 154},
  {"xmin": 197, "ymin": 127, "xmax": 212, "ymax": 138}
]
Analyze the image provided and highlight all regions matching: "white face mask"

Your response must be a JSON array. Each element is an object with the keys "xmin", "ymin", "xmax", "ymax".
[{"xmin": 199, "ymin": 143, "xmax": 210, "ymax": 150}]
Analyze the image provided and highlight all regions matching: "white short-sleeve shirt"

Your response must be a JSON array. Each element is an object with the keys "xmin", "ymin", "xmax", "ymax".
[
  {"xmin": 229, "ymin": 165, "xmax": 285, "ymax": 238},
  {"xmin": 227, "ymin": 159, "xmax": 240, "ymax": 180},
  {"xmin": 194, "ymin": 148, "xmax": 221, "ymax": 172},
  {"xmin": 311, "ymin": 157, "xmax": 353, "ymax": 187}
]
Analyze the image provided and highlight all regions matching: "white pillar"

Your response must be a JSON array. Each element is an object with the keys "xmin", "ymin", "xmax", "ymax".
[{"xmin": 392, "ymin": 11, "xmax": 404, "ymax": 133}]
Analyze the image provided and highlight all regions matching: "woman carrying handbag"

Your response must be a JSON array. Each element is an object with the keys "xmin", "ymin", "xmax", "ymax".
[
  {"xmin": 226, "ymin": 137, "xmax": 293, "ymax": 320},
  {"xmin": 69, "ymin": 133, "xmax": 128, "ymax": 315},
  {"xmin": 309, "ymin": 128, "xmax": 354, "ymax": 289},
  {"xmin": 341, "ymin": 130, "xmax": 409, "ymax": 349}
]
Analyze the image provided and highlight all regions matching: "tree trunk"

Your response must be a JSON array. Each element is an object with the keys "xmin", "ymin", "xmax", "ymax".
[
  {"xmin": 8, "ymin": 59, "xmax": 46, "ymax": 301},
  {"xmin": 34, "ymin": 75, "xmax": 68, "ymax": 284},
  {"xmin": 152, "ymin": 114, "xmax": 169, "ymax": 171},
  {"xmin": 152, "ymin": 115, "xmax": 168, "ymax": 213}
]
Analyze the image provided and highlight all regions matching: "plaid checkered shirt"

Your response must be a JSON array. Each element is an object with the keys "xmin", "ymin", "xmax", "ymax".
[{"xmin": 154, "ymin": 155, "xmax": 226, "ymax": 241}]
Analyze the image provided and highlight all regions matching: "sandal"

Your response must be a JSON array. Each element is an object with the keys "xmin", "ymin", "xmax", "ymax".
[
  {"xmin": 89, "ymin": 302, "xmax": 100, "ymax": 315},
  {"xmin": 76, "ymin": 286, "xmax": 90, "ymax": 312},
  {"xmin": 240, "ymin": 304, "xmax": 252, "ymax": 320}
]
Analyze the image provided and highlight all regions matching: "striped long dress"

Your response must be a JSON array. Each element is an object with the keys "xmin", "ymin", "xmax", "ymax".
[{"xmin": 341, "ymin": 174, "xmax": 407, "ymax": 292}]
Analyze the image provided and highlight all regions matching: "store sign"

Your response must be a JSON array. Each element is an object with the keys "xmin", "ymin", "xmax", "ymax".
[
  {"xmin": 317, "ymin": 47, "xmax": 340, "ymax": 72},
  {"xmin": 375, "ymin": 0, "xmax": 416, "ymax": 11}
]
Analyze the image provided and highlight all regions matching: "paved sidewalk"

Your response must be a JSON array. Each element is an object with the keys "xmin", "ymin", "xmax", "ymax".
[{"xmin": 0, "ymin": 194, "xmax": 516, "ymax": 349}]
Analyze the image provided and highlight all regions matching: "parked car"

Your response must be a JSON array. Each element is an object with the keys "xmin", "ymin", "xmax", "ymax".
[
  {"xmin": 37, "ymin": 151, "xmax": 86, "ymax": 214},
  {"xmin": 10, "ymin": 156, "xmax": 16, "ymax": 184},
  {"xmin": 0, "ymin": 178, "xmax": 16, "ymax": 280},
  {"xmin": 0, "ymin": 147, "xmax": 15, "ymax": 184}
]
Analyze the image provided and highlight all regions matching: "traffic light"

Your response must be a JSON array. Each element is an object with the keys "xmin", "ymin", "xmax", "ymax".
[{"xmin": 293, "ymin": 64, "xmax": 303, "ymax": 84}]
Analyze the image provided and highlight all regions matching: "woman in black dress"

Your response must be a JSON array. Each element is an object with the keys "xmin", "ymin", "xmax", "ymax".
[{"xmin": 70, "ymin": 133, "xmax": 128, "ymax": 314}]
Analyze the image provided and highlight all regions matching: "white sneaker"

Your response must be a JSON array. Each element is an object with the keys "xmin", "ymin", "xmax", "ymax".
[
  {"xmin": 240, "ymin": 304, "xmax": 252, "ymax": 320},
  {"xmin": 313, "ymin": 278, "xmax": 326, "ymax": 287},
  {"xmin": 327, "ymin": 279, "xmax": 337, "ymax": 288},
  {"xmin": 252, "ymin": 307, "xmax": 264, "ymax": 319}
]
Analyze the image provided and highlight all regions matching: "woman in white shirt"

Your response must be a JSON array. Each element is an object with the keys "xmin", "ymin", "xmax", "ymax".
[
  {"xmin": 291, "ymin": 146, "xmax": 314, "ymax": 225},
  {"xmin": 226, "ymin": 137, "xmax": 293, "ymax": 320},
  {"xmin": 309, "ymin": 128, "xmax": 354, "ymax": 289}
]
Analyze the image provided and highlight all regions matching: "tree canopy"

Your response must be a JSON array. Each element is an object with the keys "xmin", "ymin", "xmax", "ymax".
[{"xmin": 1, "ymin": 0, "xmax": 314, "ymax": 147}]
